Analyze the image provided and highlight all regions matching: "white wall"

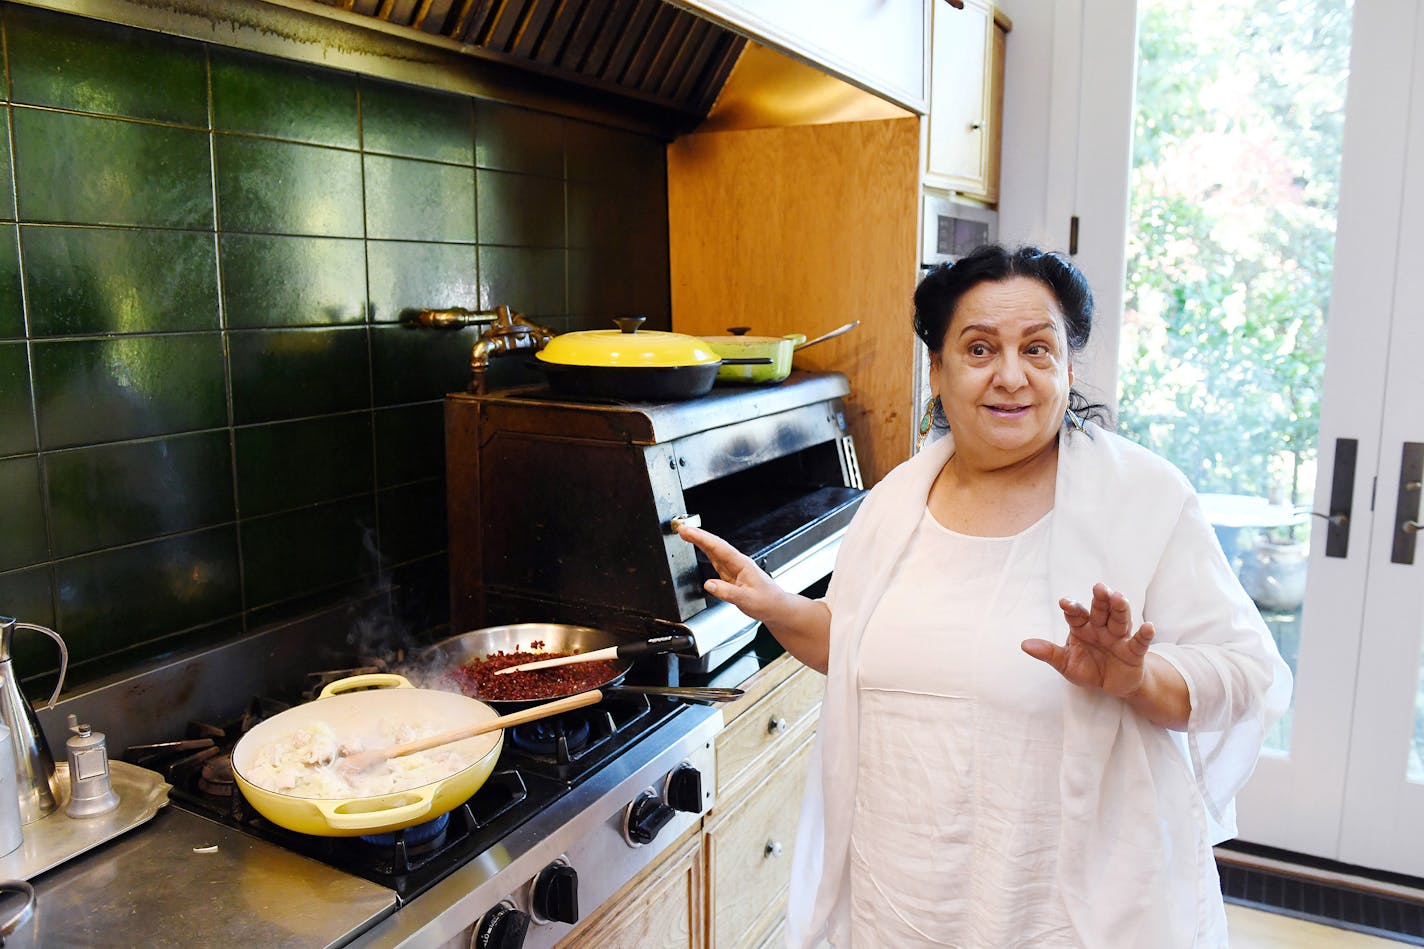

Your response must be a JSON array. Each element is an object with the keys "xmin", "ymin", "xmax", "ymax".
[{"xmin": 994, "ymin": 0, "xmax": 1139, "ymax": 414}]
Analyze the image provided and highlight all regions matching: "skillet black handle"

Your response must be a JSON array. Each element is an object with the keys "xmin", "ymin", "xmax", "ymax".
[
  {"xmin": 718, "ymin": 356, "xmax": 775, "ymax": 366},
  {"xmin": 616, "ymin": 634, "xmax": 696, "ymax": 658}
]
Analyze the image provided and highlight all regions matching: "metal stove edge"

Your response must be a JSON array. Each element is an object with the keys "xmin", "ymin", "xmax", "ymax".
[{"xmin": 352, "ymin": 704, "xmax": 723, "ymax": 948}]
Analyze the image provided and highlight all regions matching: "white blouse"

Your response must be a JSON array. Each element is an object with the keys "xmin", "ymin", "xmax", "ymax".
[{"xmin": 850, "ymin": 509, "xmax": 1078, "ymax": 947}]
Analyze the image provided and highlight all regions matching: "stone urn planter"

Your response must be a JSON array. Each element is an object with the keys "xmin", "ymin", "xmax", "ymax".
[{"xmin": 1238, "ymin": 537, "xmax": 1308, "ymax": 612}]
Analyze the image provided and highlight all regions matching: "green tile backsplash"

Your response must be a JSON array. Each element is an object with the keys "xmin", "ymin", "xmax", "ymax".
[
  {"xmin": 0, "ymin": 2, "xmax": 670, "ymax": 687},
  {"xmin": 22, "ymin": 226, "xmax": 220, "ymax": 336},
  {"xmin": 13, "ymin": 109, "xmax": 213, "ymax": 228}
]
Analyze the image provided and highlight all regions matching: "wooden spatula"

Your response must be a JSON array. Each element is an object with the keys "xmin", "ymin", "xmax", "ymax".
[{"xmin": 339, "ymin": 689, "xmax": 604, "ymax": 773}]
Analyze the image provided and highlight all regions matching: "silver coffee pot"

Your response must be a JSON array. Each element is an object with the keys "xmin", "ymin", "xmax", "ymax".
[{"xmin": 0, "ymin": 618, "xmax": 68, "ymax": 824}]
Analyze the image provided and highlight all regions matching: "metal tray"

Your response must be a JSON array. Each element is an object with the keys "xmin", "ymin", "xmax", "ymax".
[{"xmin": 0, "ymin": 760, "xmax": 170, "ymax": 880}]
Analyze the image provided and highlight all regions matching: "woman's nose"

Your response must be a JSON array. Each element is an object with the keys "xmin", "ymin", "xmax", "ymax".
[{"xmin": 994, "ymin": 353, "xmax": 1028, "ymax": 389}]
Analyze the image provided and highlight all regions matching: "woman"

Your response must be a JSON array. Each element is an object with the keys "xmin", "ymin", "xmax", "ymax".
[{"xmin": 678, "ymin": 244, "xmax": 1291, "ymax": 948}]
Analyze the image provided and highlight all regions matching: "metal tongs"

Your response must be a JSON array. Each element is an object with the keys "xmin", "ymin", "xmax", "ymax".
[{"xmin": 494, "ymin": 633, "xmax": 696, "ymax": 676}]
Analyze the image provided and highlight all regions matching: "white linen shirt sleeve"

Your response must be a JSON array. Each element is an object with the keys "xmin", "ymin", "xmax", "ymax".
[{"xmin": 1143, "ymin": 490, "xmax": 1293, "ymax": 834}]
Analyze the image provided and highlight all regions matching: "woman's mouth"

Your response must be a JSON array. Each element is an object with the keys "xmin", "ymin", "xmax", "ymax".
[{"xmin": 985, "ymin": 404, "xmax": 1031, "ymax": 417}]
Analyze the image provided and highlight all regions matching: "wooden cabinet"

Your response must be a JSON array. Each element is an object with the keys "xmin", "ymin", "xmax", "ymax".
[
  {"xmin": 560, "ymin": 826, "xmax": 705, "ymax": 949},
  {"xmin": 703, "ymin": 655, "xmax": 823, "ymax": 949},
  {"xmin": 667, "ymin": 118, "xmax": 922, "ymax": 484},
  {"xmin": 556, "ymin": 654, "xmax": 823, "ymax": 949},
  {"xmin": 925, "ymin": 0, "xmax": 1010, "ymax": 203},
  {"xmin": 675, "ymin": 0, "xmax": 927, "ymax": 111}
]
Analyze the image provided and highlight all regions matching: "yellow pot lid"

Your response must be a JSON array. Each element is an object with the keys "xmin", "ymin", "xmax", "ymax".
[{"xmin": 539, "ymin": 317, "xmax": 720, "ymax": 368}]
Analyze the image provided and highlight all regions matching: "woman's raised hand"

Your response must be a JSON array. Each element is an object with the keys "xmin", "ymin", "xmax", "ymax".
[
  {"xmin": 1022, "ymin": 582, "xmax": 1154, "ymax": 699},
  {"xmin": 676, "ymin": 522, "xmax": 787, "ymax": 623}
]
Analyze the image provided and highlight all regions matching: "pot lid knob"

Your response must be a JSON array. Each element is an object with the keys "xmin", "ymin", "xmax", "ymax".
[
  {"xmin": 727, "ymin": 326, "xmax": 751, "ymax": 336},
  {"xmin": 612, "ymin": 314, "xmax": 646, "ymax": 334}
]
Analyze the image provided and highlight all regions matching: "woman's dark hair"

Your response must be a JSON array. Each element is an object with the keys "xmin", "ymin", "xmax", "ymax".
[{"xmin": 914, "ymin": 243, "xmax": 1111, "ymax": 427}]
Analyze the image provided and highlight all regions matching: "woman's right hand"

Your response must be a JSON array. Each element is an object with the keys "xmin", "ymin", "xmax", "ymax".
[
  {"xmin": 676, "ymin": 522, "xmax": 787, "ymax": 623},
  {"xmin": 676, "ymin": 522, "xmax": 833, "ymax": 673}
]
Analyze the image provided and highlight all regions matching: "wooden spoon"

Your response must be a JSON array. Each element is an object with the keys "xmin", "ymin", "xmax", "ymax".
[{"xmin": 339, "ymin": 689, "xmax": 604, "ymax": 773}]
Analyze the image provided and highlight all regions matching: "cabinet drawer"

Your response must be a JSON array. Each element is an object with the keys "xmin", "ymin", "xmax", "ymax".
[
  {"xmin": 716, "ymin": 665, "xmax": 822, "ymax": 797},
  {"xmin": 707, "ymin": 737, "xmax": 815, "ymax": 949}
]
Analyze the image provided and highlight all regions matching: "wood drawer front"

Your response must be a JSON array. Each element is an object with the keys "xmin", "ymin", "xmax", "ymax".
[
  {"xmin": 717, "ymin": 665, "xmax": 822, "ymax": 796},
  {"xmin": 561, "ymin": 831, "xmax": 703, "ymax": 949},
  {"xmin": 707, "ymin": 737, "xmax": 815, "ymax": 949}
]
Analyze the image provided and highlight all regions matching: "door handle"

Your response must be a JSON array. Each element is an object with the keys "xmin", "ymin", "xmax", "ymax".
[
  {"xmin": 1391, "ymin": 442, "xmax": 1424, "ymax": 564},
  {"xmin": 1322, "ymin": 438, "xmax": 1358, "ymax": 558}
]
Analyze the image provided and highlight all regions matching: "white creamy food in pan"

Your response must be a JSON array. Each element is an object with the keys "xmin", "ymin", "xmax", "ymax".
[{"xmin": 245, "ymin": 720, "xmax": 478, "ymax": 799}]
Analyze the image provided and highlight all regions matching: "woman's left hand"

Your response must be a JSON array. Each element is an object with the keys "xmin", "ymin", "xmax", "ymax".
[{"xmin": 1022, "ymin": 582, "xmax": 1154, "ymax": 699}]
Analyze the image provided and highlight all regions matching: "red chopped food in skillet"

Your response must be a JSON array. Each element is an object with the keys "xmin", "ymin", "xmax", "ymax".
[{"xmin": 449, "ymin": 650, "xmax": 622, "ymax": 701}]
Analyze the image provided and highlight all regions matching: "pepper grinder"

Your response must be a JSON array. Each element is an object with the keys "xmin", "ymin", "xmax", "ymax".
[{"xmin": 64, "ymin": 714, "xmax": 120, "ymax": 818}]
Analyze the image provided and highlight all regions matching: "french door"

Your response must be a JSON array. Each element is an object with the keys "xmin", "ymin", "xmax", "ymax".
[
  {"xmin": 1070, "ymin": 0, "xmax": 1424, "ymax": 874},
  {"xmin": 1200, "ymin": 0, "xmax": 1424, "ymax": 876}
]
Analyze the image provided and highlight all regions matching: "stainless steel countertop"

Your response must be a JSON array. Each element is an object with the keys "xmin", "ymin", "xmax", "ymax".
[{"xmin": 23, "ymin": 808, "xmax": 397, "ymax": 948}]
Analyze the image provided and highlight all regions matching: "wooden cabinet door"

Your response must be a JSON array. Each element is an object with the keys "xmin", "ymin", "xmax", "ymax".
[
  {"xmin": 926, "ymin": 0, "xmax": 1001, "ymax": 200},
  {"xmin": 561, "ymin": 831, "xmax": 704, "ymax": 949},
  {"xmin": 706, "ymin": 737, "xmax": 816, "ymax": 949}
]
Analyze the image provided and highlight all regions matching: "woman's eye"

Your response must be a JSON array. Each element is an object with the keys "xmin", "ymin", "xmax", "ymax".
[{"xmin": 968, "ymin": 343, "xmax": 990, "ymax": 357}]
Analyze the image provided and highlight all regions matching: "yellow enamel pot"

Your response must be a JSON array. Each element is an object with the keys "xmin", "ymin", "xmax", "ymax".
[{"xmin": 230, "ymin": 673, "xmax": 503, "ymax": 837}]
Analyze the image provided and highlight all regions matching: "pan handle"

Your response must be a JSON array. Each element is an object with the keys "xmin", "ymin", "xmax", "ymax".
[
  {"xmin": 319, "ymin": 673, "xmax": 415, "ymax": 698},
  {"xmin": 609, "ymin": 686, "xmax": 745, "ymax": 705},
  {"xmin": 794, "ymin": 320, "xmax": 860, "ymax": 351},
  {"xmin": 314, "ymin": 787, "xmax": 436, "ymax": 832}
]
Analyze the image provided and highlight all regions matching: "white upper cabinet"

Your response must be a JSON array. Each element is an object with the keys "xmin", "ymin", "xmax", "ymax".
[
  {"xmin": 925, "ymin": 0, "xmax": 1007, "ymax": 203},
  {"xmin": 674, "ymin": 0, "xmax": 928, "ymax": 112}
]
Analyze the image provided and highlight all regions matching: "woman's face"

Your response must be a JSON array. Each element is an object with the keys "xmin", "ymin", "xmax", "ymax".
[{"xmin": 931, "ymin": 276, "xmax": 1073, "ymax": 468}]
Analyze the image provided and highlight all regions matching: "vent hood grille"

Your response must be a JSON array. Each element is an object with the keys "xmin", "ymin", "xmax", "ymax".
[{"xmin": 305, "ymin": 0, "xmax": 747, "ymax": 119}]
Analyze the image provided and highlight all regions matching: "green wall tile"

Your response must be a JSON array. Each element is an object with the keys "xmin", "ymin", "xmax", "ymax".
[
  {"xmin": 211, "ymin": 48, "xmax": 358, "ymax": 148},
  {"xmin": 227, "ymin": 326, "xmax": 370, "ymax": 425},
  {"xmin": 477, "ymin": 170, "xmax": 564, "ymax": 247},
  {"xmin": 5, "ymin": 5, "xmax": 207, "ymax": 125},
  {"xmin": 31, "ymin": 335, "xmax": 227, "ymax": 449},
  {"xmin": 13, "ymin": 109, "xmax": 212, "ymax": 228},
  {"xmin": 221, "ymin": 234, "xmax": 366, "ymax": 328},
  {"xmin": 240, "ymin": 497, "xmax": 378, "ymax": 608},
  {"xmin": 0, "ymin": 110, "xmax": 14, "ymax": 222},
  {"xmin": 0, "ymin": 225, "xmax": 21, "ymax": 337},
  {"xmin": 566, "ymin": 119, "xmax": 660, "ymax": 184},
  {"xmin": 366, "ymin": 240, "xmax": 477, "ymax": 324},
  {"xmin": 54, "ymin": 527, "xmax": 242, "ymax": 661},
  {"xmin": 23, "ymin": 226, "xmax": 219, "ymax": 336},
  {"xmin": 363, "ymin": 155, "xmax": 475, "ymax": 242},
  {"xmin": 374, "ymin": 402, "xmax": 443, "ymax": 487},
  {"xmin": 474, "ymin": 101, "xmax": 563, "ymax": 177},
  {"xmin": 0, "ymin": 566, "xmax": 55, "ymax": 631},
  {"xmin": 361, "ymin": 79, "xmax": 473, "ymax": 165},
  {"xmin": 377, "ymin": 481, "xmax": 444, "ymax": 566},
  {"xmin": 369, "ymin": 324, "xmax": 478, "ymax": 406},
  {"xmin": 478, "ymin": 245, "xmax": 566, "ymax": 318},
  {"xmin": 0, "ymin": 455, "xmax": 47, "ymax": 571},
  {"xmin": 568, "ymin": 246, "xmax": 632, "ymax": 325},
  {"xmin": 235, "ymin": 413, "xmax": 374, "ymax": 518},
  {"xmin": 45, "ymin": 432, "xmax": 234, "ymax": 558},
  {"xmin": 214, "ymin": 135, "xmax": 363, "ymax": 237},
  {"xmin": 0, "ymin": 343, "xmax": 35, "ymax": 456}
]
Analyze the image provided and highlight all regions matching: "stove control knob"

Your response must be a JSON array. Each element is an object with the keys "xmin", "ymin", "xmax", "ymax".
[
  {"xmin": 664, "ymin": 763, "xmax": 704, "ymax": 814},
  {"xmin": 473, "ymin": 902, "xmax": 529, "ymax": 949},
  {"xmin": 531, "ymin": 862, "xmax": 579, "ymax": 925},
  {"xmin": 624, "ymin": 789, "xmax": 675, "ymax": 846}
]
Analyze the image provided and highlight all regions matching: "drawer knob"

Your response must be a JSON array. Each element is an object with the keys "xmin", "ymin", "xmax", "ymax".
[
  {"xmin": 765, "ymin": 840, "xmax": 783, "ymax": 859},
  {"xmin": 768, "ymin": 716, "xmax": 788, "ymax": 736}
]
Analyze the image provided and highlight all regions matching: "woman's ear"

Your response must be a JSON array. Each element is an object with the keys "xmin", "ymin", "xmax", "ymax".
[{"xmin": 929, "ymin": 349, "xmax": 943, "ymax": 375}]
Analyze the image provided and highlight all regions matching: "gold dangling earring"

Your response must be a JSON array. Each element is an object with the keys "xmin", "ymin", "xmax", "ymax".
[{"xmin": 915, "ymin": 394, "xmax": 939, "ymax": 453}]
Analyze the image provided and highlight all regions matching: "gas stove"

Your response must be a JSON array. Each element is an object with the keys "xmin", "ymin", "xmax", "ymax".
[
  {"xmin": 123, "ymin": 687, "xmax": 689, "ymax": 905},
  {"xmin": 115, "ymin": 660, "xmax": 719, "ymax": 948}
]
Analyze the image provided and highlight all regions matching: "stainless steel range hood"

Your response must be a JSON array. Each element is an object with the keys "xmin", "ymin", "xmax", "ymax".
[
  {"xmin": 21, "ymin": 0, "xmax": 745, "ymax": 135},
  {"xmin": 284, "ymin": 0, "xmax": 747, "ymax": 122}
]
